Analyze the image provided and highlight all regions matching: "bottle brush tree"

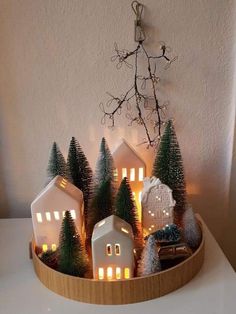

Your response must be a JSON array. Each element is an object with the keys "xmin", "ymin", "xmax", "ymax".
[
  {"xmin": 149, "ymin": 224, "xmax": 181, "ymax": 244},
  {"xmin": 67, "ymin": 137, "xmax": 93, "ymax": 229},
  {"xmin": 152, "ymin": 120, "xmax": 186, "ymax": 226},
  {"xmin": 138, "ymin": 235, "xmax": 161, "ymax": 276},
  {"xmin": 183, "ymin": 205, "xmax": 201, "ymax": 249},
  {"xmin": 86, "ymin": 180, "xmax": 113, "ymax": 244},
  {"xmin": 114, "ymin": 177, "xmax": 142, "ymax": 247},
  {"xmin": 46, "ymin": 142, "xmax": 67, "ymax": 184},
  {"xmin": 58, "ymin": 211, "xmax": 88, "ymax": 277},
  {"xmin": 94, "ymin": 137, "xmax": 115, "ymax": 187}
]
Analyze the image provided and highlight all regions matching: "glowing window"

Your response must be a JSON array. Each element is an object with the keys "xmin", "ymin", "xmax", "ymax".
[
  {"xmin": 70, "ymin": 209, "xmax": 76, "ymax": 219},
  {"xmin": 98, "ymin": 267, "xmax": 104, "ymax": 280},
  {"xmin": 121, "ymin": 227, "xmax": 129, "ymax": 234},
  {"xmin": 115, "ymin": 244, "xmax": 120, "ymax": 256},
  {"xmin": 139, "ymin": 168, "xmax": 144, "ymax": 181},
  {"xmin": 113, "ymin": 169, "xmax": 118, "ymax": 182},
  {"xmin": 36, "ymin": 213, "xmax": 42, "ymax": 223},
  {"xmin": 98, "ymin": 220, "xmax": 105, "ymax": 227},
  {"xmin": 106, "ymin": 244, "xmax": 112, "ymax": 256},
  {"xmin": 122, "ymin": 168, "xmax": 127, "ymax": 178},
  {"xmin": 51, "ymin": 244, "xmax": 57, "ymax": 251},
  {"xmin": 124, "ymin": 268, "xmax": 130, "ymax": 279},
  {"xmin": 116, "ymin": 267, "xmax": 121, "ymax": 279},
  {"xmin": 151, "ymin": 213, "xmax": 154, "ymax": 217},
  {"xmin": 42, "ymin": 244, "xmax": 48, "ymax": 252},
  {"xmin": 45, "ymin": 212, "xmax": 51, "ymax": 221},
  {"xmin": 132, "ymin": 192, "xmax": 136, "ymax": 200},
  {"xmin": 54, "ymin": 211, "xmax": 60, "ymax": 220},
  {"xmin": 62, "ymin": 211, "xmax": 66, "ymax": 217},
  {"xmin": 60, "ymin": 182, "xmax": 66, "ymax": 188},
  {"xmin": 130, "ymin": 168, "xmax": 135, "ymax": 181},
  {"xmin": 107, "ymin": 267, "xmax": 113, "ymax": 280}
]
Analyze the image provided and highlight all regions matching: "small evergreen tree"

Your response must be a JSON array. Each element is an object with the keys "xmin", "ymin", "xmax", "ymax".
[
  {"xmin": 46, "ymin": 142, "xmax": 67, "ymax": 184},
  {"xmin": 58, "ymin": 211, "xmax": 88, "ymax": 277},
  {"xmin": 114, "ymin": 177, "xmax": 139, "ymax": 237},
  {"xmin": 183, "ymin": 205, "xmax": 201, "ymax": 249},
  {"xmin": 150, "ymin": 224, "xmax": 181, "ymax": 244},
  {"xmin": 87, "ymin": 180, "xmax": 113, "ymax": 242},
  {"xmin": 67, "ymin": 137, "xmax": 93, "ymax": 227},
  {"xmin": 152, "ymin": 120, "xmax": 186, "ymax": 226},
  {"xmin": 138, "ymin": 235, "xmax": 161, "ymax": 276},
  {"xmin": 94, "ymin": 137, "xmax": 115, "ymax": 187}
]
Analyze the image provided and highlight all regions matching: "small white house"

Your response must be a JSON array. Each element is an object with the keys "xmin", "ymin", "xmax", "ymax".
[
  {"xmin": 92, "ymin": 215, "xmax": 134, "ymax": 280},
  {"xmin": 31, "ymin": 175, "xmax": 85, "ymax": 253},
  {"xmin": 141, "ymin": 177, "xmax": 176, "ymax": 235},
  {"xmin": 112, "ymin": 139, "xmax": 146, "ymax": 221}
]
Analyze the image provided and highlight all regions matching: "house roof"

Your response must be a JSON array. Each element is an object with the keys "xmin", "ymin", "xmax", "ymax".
[
  {"xmin": 112, "ymin": 138, "xmax": 146, "ymax": 165},
  {"xmin": 31, "ymin": 175, "xmax": 83, "ymax": 206},
  {"xmin": 92, "ymin": 215, "xmax": 134, "ymax": 241}
]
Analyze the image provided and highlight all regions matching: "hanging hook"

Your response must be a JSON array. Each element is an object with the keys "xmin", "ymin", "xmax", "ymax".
[{"xmin": 131, "ymin": 1, "xmax": 146, "ymax": 43}]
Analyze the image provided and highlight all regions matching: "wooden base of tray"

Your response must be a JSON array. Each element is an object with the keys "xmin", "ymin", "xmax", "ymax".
[{"xmin": 31, "ymin": 219, "xmax": 205, "ymax": 305}]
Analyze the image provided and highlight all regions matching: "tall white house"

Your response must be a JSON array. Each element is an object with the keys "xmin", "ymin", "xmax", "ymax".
[
  {"xmin": 92, "ymin": 215, "xmax": 134, "ymax": 280},
  {"xmin": 141, "ymin": 177, "xmax": 176, "ymax": 235},
  {"xmin": 31, "ymin": 175, "xmax": 85, "ymax": 253},
  {"xmin": 112, "ymin": 139, "xmax": 146, "ymax": 221}
]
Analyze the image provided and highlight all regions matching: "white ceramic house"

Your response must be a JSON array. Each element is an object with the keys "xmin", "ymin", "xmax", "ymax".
[
  {"xmin": 141, "ymin": 177, "xmax": 176, "ymax": 235},
  {"xmin": 31, "ymin": 175, "xmax": 85, "ymax": 252},
  {"xmin": 112, "ymin": 139, "xmax": 146, "ymax": 221},
  {"xmin": 92, "ymin": 215, "xmax": 134, "ymax": 280}
]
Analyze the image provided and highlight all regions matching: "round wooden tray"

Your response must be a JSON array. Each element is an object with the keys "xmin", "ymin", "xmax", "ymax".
[{"xmin": 32, "ymin": 226, "xmax": 205, "ymax": 305}]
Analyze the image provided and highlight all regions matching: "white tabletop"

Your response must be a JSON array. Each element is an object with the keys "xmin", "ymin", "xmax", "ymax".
[{"xmin": 0, "ymin": 217, "xmax": 235, "ymax": 314}]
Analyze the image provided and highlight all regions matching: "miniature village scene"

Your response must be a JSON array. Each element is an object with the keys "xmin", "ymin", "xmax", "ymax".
[{"xmin": 31, "ymin": 120, "xmax": 202, "ymax": 280}]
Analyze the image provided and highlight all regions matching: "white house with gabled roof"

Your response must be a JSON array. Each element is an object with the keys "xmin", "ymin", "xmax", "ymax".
[
  {"xmin": 92, "ymin": 215, "xmax": 134, "ymax": 280},
  {"xmin": 112, "ymin": 139, "xmax": 146, "ymax": 221},
  {"xmin": 31, "ymin": 175, "xmax": 85, "ymax": 253},
  {"xmin": 141, "ymin": 177, "xmax": 176, "ymax": 235}
]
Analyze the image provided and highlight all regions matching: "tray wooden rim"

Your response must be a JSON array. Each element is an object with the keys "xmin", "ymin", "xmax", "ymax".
[{"xmin": 32, "ymin": 217, "xmax": 205, "ymax": 304}]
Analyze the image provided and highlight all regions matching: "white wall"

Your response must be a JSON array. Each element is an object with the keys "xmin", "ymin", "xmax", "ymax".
[{"xmin": 0, "ymin": 0, "xmax": 235, "ymax": 266}]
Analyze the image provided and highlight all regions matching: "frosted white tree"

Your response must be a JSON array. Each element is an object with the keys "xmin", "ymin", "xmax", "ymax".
[
  {"xmin": 183, "ymin": 205, "xmax": 201, "ymax": 249},
  {"xmin": 94, "ymin": 137, "xmax": 115, "ymax": 186},
  {"xmin": 138, "ymin": 235, "xmax": 161, "ymax": 276}
]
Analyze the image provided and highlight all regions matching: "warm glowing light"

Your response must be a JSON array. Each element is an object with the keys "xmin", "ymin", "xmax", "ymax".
[
  {"xmin": 122, "ymin": 168, "xmax": 127, "ymax": 178},
  {"xmin": 42, "ymin": 244, "xmax": 48, "ymax": 252},
  {"xmin": 163, "ymin": 210, "xmax": 166, "ymax": 213},
  {"xmin": 45, "ymin": 212, "xmax": 51, "ymax": 221},
  {"xmin": 115, "ymin": 244, "xmax": 120, "ymax": 255},
  {"xmin": 151, "ymin": 225, "xmax": 154, "ymax": 228},
  {"xmin": 98, "ymin": 267, "xmax": 104, "ymax": 280},
  {"xmin": 107, "ymin": 267, "xmax": 113, "ymax": 280},
  {"xmin": 148, "ymin": 210, "xmax": 151, "ymax": 214},
  {"xmin": 62, "ymin": 211, "xmax": 66, "ymax": 217},
  {"xmin": 70, "ymin": 209, "xmax": 76, "ymax": 219},
  {"xmin": 60, "ymin": 182, "xmax": 66, "ymax": 188},
  {"xmin": 132, "ymin": 192, "xmax": 136, "ymax": 199},
  {"xmin": 98, "ymin": 220, "xmax": 105, "ymax": 227},
  {"xmin": 51, "ymin": 244, "xmax": 56, "ymax": 251},
  {"xmin": 121, "ymin": 227, "xmax": 129, "ymax": 234},
  {"xmin": 139, "ymin": 191, "xmax": 142, "ymax": 203},
  {"xmin": 106, "ymin": 244, "xmax": 112, "ymax": 256},
  {"xmin": 149, "ymin": 227, "xmax": 152, "ymax": 231},
  {"xmin": 130, "ymin": 168, "xmax": 135, "ymax": 181},
  {"xmin": 139, "ymin": 168, "xmax": 144, "ymax": 181},
  {"xmin": 36, "ymin": 213, "xmax": 42, "ymax": 223},
  {"xmin": 166, "ymin": 212, "xmax": 169, "ymax": 216},
  {"xmin": 116, "ymin": 267, "xmax": 121, "ymax": 279},
  {"xmin": 151, "ymin": 213, "xmax": 154, "ymax": 217},
  {"xmin": 113, "ymin": 169, "xmax": 118, "ymax": 182},
  {"xmin": 124, "ymin": 268, "xmax": 130, "ymax": 279},
  {"xmin": 54, "ymin": 211, "xmax": 60, "ymax": 220},
  {"xmin": 156, "ymin": 196, "xmax": 161, "ymax": 201}
]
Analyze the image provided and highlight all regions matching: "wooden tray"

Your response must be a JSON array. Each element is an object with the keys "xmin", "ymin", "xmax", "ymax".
[{"xmin": 32, "ymin": 223, "xmax": 204, "ymax": 305}]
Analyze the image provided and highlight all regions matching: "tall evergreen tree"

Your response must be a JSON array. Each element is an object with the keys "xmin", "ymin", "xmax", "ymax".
[
  {"xmin": 94, "ymin": 137, "xmax": 115, "ymax": 187},
  {"xmin": 58, "ymin": 211, "xmax": 88, "ymax": 277},
  {"xmin": 67, "ymin": 137, "xmax": 93, "ymax": 227},
  {"xmin": 152, "ymin": 120, "xmax": 186, "ymax": 226},
  {"xmin": 138, "ymin": 235, "xmax": 161, "ymax": 276},
  {"xmin": 114, "ymin": 177, "xmax": 139, "ymax": 237},
  {"xmin": 46, "ymin": 142, "xmax": 67, "ymax": 184},
  {"xmin": 87, "ymin": 180, "xmax": 113, "ymax": 242}
]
